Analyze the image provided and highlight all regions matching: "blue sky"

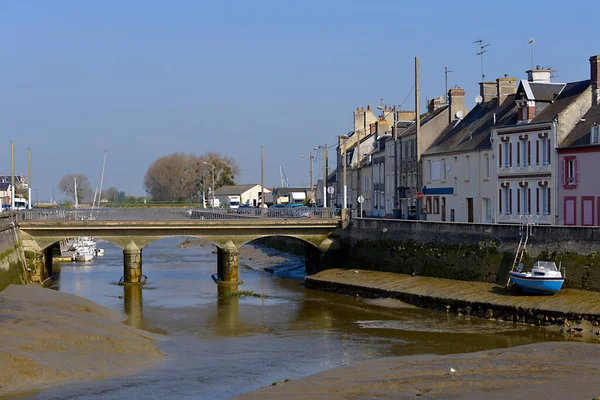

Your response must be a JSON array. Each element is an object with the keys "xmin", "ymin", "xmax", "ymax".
[{"xmin": 1, "ymin": 0, "xmax": 598, "ymax": 200}]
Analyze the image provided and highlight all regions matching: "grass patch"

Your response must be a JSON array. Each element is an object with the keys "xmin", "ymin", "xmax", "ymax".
[{"xmin": 221, "ymin": 290, "xmax": 268, "ymax": 298}]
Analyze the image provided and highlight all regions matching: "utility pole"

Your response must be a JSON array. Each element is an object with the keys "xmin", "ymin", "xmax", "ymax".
[
  {"xmin": 10, "ymin": 142, "xmax": 14, "ymax": 210},
  {"xmin": 393, "ymin": 106, "xmax": 398, "ymax": 212},
  {"xmin": 415, "ymin": 56, "xmax": 421, "ymax": 221},
  {"xmin": 27, "ymin": 148, "xmax": 32, "ymax": 208},
  {"xmin": 309, "ymin": 152, "xmax": 314, "ymax": 191},
  {"xmin": 260, "ymin": 145, "xmax": 264, "ymax": 208},
  {"xmin": 322, "ymin": 144, "xmax": 328, "ymax": 208},
  {"xmin": 343, "ymin": 140, "xmax": 347, "ymax": 209}
]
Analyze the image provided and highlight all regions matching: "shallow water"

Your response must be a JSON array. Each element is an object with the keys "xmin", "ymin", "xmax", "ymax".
[{"xmin": 25, "ymin": 238, "xmax": 573, "ymax": 399}]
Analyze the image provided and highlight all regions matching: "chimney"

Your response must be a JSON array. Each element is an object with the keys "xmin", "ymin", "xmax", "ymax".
[
  {"xmin": 591, "ymin": 55, "xmax": 600, "ymax": 106},
  {"xmin": 526, "ymin": 67, "xmax": 552, "ymax": 83},
  {"xmin": 396, "ymin": 110, "xmax": 416, "ymax": 121},
  {"xmin": 479, "ymin": 82, "xmax": 497, "ymax": 102},
  {"xmin": 496, "ymin": 77, "xmax": 517, "ymax": 104},
  {"xmin": 427, "ymin": 97, "xmax": 444, "ymax": 113},
  {"xmin": 448, "ymin": 88, "xmax": 466, "ymax": 124}
]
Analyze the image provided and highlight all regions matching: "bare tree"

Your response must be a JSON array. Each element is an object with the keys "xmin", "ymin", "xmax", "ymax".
[
  {"xmin": 58, "ymin": 174, "xmax": 91, "ymax": 204},
  {"xmin": 144, "ymin": 152, "xmax": 240, "ymax": 202},
  {"xmin": 102, "ymin": 186, "xmax": 120, "ymax": 202}
]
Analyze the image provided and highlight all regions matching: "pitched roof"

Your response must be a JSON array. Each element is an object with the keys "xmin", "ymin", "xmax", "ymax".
[
  {"xmin": 532, "ymin": 80, "xmax": 591, "ymax": 123},
  {"xmin": 528, "ymin": 82, "xmax": 565, "ymax": 102},
  {"xmin": 214, "ymin": 184, "xmax": 262, "ymax": 196},
  {"xmin": 425, "ymin": 95, "xmax": 518, "ymax": 155},
  {"xmin": 399, "ymin": 105, "xmax": 448, "ymax": 138},
  {"xmin": 560, "ymin": 104, "xmax": 600, "ymax": 148},
  {"xmin": 0, "ymin": 182, "xmax": 10, "ymax": 191}
]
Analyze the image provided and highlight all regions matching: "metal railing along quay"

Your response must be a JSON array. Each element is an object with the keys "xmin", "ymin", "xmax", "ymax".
[{"xmin": 14, "ymin": 207, "xmax": 342, "ymax": 222}]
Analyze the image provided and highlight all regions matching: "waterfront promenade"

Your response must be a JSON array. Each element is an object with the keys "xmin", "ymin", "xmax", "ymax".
[{"xmin": 306, "ymin": 269, "xmax": 600, "ymax": 322}]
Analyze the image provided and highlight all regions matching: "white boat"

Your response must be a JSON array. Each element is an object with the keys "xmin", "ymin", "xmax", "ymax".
[
  {"xmin": 506, "ymin": 219, "xmax": 565, "ymax": 294},
  {"xmin": 74, "ymin": 248, "xmax": 94, "ymax": 262},
  {"xmin": 508, "ymin": 261, "xmax": 565, "ymax": 294}
]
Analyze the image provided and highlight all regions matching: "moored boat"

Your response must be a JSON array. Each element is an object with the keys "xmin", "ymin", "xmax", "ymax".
[{"xmin": 508, "ymin": 261, "xmax": 565, "ymax": 294}]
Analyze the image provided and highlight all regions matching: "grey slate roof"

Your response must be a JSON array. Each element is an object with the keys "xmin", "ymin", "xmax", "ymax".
[
  {"xmin": 529, "ymin": 82, "xmax": 565, "ymax": 102},
  {"xmin": 214, "ymin": 184, "xmax": 261, "ymax": 196},
  {"xmin": 425, "ymin": 95, "xmax": 518, "ymax": 155},
  {"xmin": 560, "ymin": 104, "xmax": 600, "ymax": 148},
  {"xmin": 532, "ymin": 80, "xmax": 591, "ymax": 123},
  {"xmin": 399, "ymin": 106, "xmax": 448, "ymax": 138},
  {"xmin": 0, "ymin": 182, "xmax": 10, "ymax": 191}
]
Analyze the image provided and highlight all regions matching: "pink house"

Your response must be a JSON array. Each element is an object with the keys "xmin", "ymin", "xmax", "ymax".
[{"xmin": 558, "ymin": 58, "xmax": 600, "ymax": 226}]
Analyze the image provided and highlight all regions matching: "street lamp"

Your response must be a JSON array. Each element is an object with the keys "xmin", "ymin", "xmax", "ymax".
[{"xmin": 203, "ymin": 162, "xmax": 215, "ymax": 208}]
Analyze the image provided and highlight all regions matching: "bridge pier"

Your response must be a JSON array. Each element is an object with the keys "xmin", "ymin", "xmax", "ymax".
[
  {"xmin": 217, "ymin": 240, "xmax": 239, "ymax": 283},
  {"xmin": 123, "ymin": 241, "xmax": 143, "ymax": 284},
  {"xmin": 305, "ymin": 237, "xmax": 342, "ymax": 275}
]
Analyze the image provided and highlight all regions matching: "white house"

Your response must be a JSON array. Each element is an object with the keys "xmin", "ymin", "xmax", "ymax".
[
  {"xmin": 213, "ymin": 184, "xmax": 271, "ymax": 207},
  {"xmin": 423, "ymin": 78, "xmax": 518, "ymax": 223}
]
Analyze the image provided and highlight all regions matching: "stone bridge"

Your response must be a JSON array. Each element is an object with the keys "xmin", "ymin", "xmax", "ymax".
[{"xmin": 18, "ymin": 218, "xmax": 342, "ymax": 285}]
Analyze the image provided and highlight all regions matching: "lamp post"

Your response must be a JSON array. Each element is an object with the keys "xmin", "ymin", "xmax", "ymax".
[{"xmin": 203, "ymin": 162, "xmax": 215, "ymax": 208}]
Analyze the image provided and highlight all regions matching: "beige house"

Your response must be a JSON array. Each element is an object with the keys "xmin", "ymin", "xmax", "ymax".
[
  {"xmin": 423, "ymin": 78, "xmax": 518, "ymax": 223},
  {"xmin": 397, "ymin": 89, "xmax": 469, "ymax": 219}
]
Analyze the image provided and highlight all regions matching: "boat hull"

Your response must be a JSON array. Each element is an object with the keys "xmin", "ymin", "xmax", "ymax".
[
  {"xmin": 509, "ymin": 272, "xmax": 564, "ymax": 294},
  {"xmin": 75, "ymin": 253, "xmax": 94, "ymax": 262}
]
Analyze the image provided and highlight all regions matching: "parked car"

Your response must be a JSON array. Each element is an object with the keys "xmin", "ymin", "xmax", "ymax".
[
  {"xmin": 268, "ymin": 203, "xmax": 289, "ymax": 217},
  {"xmin": 287, "ymin": 203, "xmax": 304, "ymax": 208},
  {"xmin": 292, "ymin": 206, "xmax": 312, "ymax": 218}
]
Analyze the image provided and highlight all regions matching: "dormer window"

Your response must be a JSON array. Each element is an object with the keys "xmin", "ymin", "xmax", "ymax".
[{"xmin": 591, "ymin": 125, "xmax": 600, "ymax": 144}]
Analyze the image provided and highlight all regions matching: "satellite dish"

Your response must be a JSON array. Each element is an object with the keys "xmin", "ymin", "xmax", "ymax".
[
  {"xmin": 455, "ymin": 110, "xmax": 464, "ymax": 119},
  {"xmin": 439, "ymin": 94, "xmax": 447, "ymax": 104},
  {"xmin": 475, "ymin": 95, "xmax": 483, "ymax": 104}
]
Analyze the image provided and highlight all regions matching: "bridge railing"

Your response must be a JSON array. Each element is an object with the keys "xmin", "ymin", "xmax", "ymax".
[{"xmin": 15, "ymin": 207, "xmax": 341, "ymax": 222}]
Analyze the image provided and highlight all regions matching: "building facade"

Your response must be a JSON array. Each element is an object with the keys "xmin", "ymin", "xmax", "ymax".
[
  {"xmin": 492, "ymin": 62, "xmax": 594, "ymax": 225},
  {"xmin": 423, "ymin": 78, "xmax": 517, "ymax": 223}
]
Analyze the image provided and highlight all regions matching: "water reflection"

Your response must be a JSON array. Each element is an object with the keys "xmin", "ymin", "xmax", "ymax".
[
  {"xmin": 123, "ymin": 284, "xmax": 143, "ymax": 329},
  {"xmin": 215, "ymin": 283, "xmax": 240, "ymax": 335}
]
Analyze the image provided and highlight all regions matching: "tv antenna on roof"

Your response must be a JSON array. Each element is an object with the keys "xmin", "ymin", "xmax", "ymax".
[
  {"xmin": 474, "ymin": 39, "xmax": 490, "ymax": 82},
  {"xmin": 444, "ymin": 66, "xmax": 452, "ymax": 103},
  {"xmin": 528, "ymin": 38, "xmax": 535, "ymax": 71}
]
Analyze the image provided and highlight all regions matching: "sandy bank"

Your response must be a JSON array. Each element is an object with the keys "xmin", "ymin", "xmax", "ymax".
[
  {"xmin": 235, "ymin": 341, "xmax": 600, "ymax": 399},
  {"xmin": 0, "ymin": 285, "xmax": 164, "ymax": 397}
]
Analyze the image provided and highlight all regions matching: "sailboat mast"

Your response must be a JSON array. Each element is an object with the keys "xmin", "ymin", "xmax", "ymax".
[
  {"xmin": 279, "ymin": 164, "xmax": 283, "ymax": 187},
  {"xmin": 97, "ymin": 150, "xmax": 107, "ymax": 209},
  {"xmin": 74, "ymin": 176, "xmax": 78, "ymax": 209}
]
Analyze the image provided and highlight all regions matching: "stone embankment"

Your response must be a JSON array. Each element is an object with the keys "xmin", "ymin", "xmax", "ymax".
[
  {"xmin": 306, "ymin": 269, "xmax": 600, "ymax": 329},
  {"xmin": 0, "ymin": 224, "xmax": 28, "ymax": 291},
  {"xmin": 343, "ymin": 218, "xmax": 600, "ymax": 292}
]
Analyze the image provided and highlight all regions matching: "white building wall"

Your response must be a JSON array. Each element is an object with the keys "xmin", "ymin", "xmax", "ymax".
[
  {"xmin": 384, "ymin": 142, "xmax": 395, "ymax": 215},
  {"xmin": 493, "ymin": 124, "xmax": 557, "ymax": 225},
  {"xmin": 423, "ymin": 149, "xmax": 496, "ymax": 223}
]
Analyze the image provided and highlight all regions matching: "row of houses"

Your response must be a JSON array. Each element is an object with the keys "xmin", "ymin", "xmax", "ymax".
[{"xmin": 334, "ymin": 55, "xmax": 600, "ymax": 226}]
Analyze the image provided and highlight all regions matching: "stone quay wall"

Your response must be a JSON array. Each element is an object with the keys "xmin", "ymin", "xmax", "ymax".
[
  {"xmin": 0, "ymin": 226, "xmax": 28, "ymax": 291},
  {"xmin": 342, "ymin": 218, "xmax": 600, "ymax": 292}
]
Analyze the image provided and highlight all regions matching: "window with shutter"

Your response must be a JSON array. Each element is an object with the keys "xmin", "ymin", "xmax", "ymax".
[
  {"xmin": 548, "ymin": 187, "xmax": 551, "ymax": 216},
  {"xmin": 509, "ymin": 143, "xmax": 513, "ymax": 167},
  {"xmin": 528, "ymin": 141, "xmax": 531, "ymax": 166},
  {"xmin": 528, "ymin": 188, "xmax": 531, "ymax": 214},
  {"xmin": 564, "ymin": 197, "xmax": 576, "ymax": 226},
  {"xmin": 547, "ymin": 139, "xmax": 551, "ymax": 165},
  {"xmin": 509, "ymin": 189, "xmax": 513, "ymax": 214},
  {"xmin": 582, "ymin": 197, "xmax": 594, "ymax": 226},
  {"xmin": 499, "ymin": 189, "xmax": 502, "ymax": 214},
  {"xmin": 536, "ymin": 188, "xmax": 540, "ymax": 214},
  {"xmin": 536, "ymin": 140, "xmax": 539, "ymax": 165},
  {"xmin": 517, "ymin": 189, "xmax": 521, "ymax": 214},
  {"xmin": 499, "ymin": 144, "xmax": 502, "ymax": 168}
]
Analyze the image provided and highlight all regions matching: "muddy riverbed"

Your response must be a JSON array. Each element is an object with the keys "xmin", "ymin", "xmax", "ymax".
[{"xmin": 11, "ymin": 237, "xmax": 600, "ymax": 399}]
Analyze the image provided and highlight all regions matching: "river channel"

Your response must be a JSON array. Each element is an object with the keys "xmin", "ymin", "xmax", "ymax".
[{"xmin": 25, "ymin": 237, "xmax": 573, "ymax": 399}]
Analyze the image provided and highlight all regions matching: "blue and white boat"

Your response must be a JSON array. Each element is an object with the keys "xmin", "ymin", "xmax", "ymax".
[{"xmin": 508, "ymin": 261, "xmax": 565, "ymax": 294}]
